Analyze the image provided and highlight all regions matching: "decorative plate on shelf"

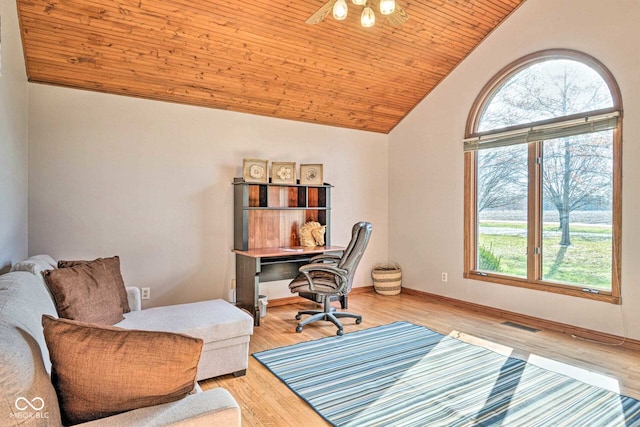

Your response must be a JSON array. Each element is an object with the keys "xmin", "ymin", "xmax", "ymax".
[
  {"xmin": 300, "ymin": 164, "xmax": 323, "ymax": 185},
  {"xmin": 242, "ymin": 159, "xmax": 269, "ymax": 183},
  {"xmin": 272, "ymin": 162, "xmax": 297, "ymax": 184}
]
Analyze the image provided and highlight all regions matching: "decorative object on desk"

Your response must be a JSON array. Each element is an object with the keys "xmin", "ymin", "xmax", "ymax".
[
  {"xmin": 300, "ymin": 164, "xmax": 323, "ymax": 185},
  {"xmin": 271, "ymin": 162, "xmax": 296, "ymax": 184},
  {"xmin": 299, "ymin": 221, "xmax": 326, "ymax": 246},
  {"xmin": 312, "ymin": 226, "xmax": 326, "ymax": 246},
  {"xmin": 372, "ymin": 263, "xmax": 402, "ymax": 295},
  {"xmin": 242, "ymin": 159, "xmax": 268, "ymax": 183}
]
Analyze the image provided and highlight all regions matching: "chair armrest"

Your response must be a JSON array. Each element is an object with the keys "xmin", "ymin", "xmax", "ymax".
[
  {"xmin": 309, "ymin": 253, "xmax": 341, "ymax": 263},
  {"xmin": 126, "ymin": 286, "xmax": 142, "ymax": 311},
  {"xmin": 299, "ymin": 263, "xmax": 349, "ymax": 293},
  {"xmin": 79, "ymin": 388, "xmax": 240, "ymax": 426}
]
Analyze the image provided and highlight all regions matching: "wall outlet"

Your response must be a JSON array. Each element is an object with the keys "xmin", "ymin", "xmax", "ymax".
[
  {"xmin": 441, "ymin": 272, "xmax": 448, "ymax": 282},
  {"xmin": 141, "ymin": 287, "xmax": 151, "ymax": 300}
]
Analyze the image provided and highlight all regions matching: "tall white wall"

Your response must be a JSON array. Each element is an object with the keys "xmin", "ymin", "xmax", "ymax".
[
  {"xmin": 389, "ymin": 0, "xmax": 640, "ymax": 339},
  {"xmin": 0, "ymin": 0, "xmax": 28, "ymax": 271},
  {"xmin": 28, "ymin": 85, "xmax": 388, "ymax": 307}
]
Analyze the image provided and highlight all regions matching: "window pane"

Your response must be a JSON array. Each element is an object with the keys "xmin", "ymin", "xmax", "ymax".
[
  {"xmin": 541, "ymin": 131, "xmax": 613, "ymax": 290},
  {"xmin": 477, "ymin": 144, "xmax": 528, "ymax": 277},
  {"xmin": 479, "ymin": 60, "xmax": 614, "ymax": 132}
]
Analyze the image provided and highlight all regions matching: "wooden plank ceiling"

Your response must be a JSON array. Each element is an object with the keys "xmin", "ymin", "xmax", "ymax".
[{"xmin": 17, "ymin": 0, "xmax": 525, "ymax": 133}]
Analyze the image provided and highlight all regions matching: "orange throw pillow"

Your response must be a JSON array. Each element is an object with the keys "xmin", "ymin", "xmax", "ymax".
[{"xmin": 42, "ymin": 315, "xmax": 203, "ymax": 426}]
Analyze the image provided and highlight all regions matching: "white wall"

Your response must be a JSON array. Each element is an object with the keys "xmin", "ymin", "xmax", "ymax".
[
  {"xmin": 0, "ymin": 0, "xmax": 28, "ymax": 272},
  {"xmin": 28, "ymin": 86, "xmax": 388, "ymax": 307},
  {"xmin": 389, "ymin": 0, "xmax": 640, "ymax": 339}
]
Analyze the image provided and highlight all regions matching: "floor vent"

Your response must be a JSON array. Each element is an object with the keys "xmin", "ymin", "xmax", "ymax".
[{"xmin": 501, "ymin": 321, "xmax": 539, "ymax": 333}]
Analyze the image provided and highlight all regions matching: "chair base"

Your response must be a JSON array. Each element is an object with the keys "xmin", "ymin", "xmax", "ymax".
[{"xmin": 295, "ymin": 298, "xmax": 362, "ymax": 336}]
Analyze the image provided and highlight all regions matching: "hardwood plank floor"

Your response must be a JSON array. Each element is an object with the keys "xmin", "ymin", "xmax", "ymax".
[{"xmin": 200, "ymin": 290, "xmax": 640, "ymax": 426}]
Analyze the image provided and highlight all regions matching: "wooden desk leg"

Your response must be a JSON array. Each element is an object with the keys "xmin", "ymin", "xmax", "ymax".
[{"xmin": 236, "ymin": 255, "xmax": 261, "ymax": 326}]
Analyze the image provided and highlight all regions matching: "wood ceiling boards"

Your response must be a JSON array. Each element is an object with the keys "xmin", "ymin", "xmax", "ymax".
[{"xmin": 17, "ymin": 0, "xmax": 525, "ymax": 133}]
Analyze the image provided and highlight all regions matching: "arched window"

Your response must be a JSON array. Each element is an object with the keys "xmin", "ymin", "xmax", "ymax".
[{"xmin": 463, "ymin": 49, "xmax": 622, "ymax": 303}]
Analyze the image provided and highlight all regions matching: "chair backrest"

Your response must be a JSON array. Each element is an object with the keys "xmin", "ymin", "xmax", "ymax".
[{"xmin": 337, "ymin": 222, "xmax": 373, "ymax": 292}]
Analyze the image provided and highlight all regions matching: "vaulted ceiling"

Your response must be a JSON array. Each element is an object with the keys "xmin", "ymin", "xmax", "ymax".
[{"xmin": 17, "ymin": 0, "xmax": 525, "ymax": 133}]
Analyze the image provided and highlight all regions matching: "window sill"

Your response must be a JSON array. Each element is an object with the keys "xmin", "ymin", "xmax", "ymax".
[{"xmin": 463, "ymin": 271, "xmax": 620, "ymax": 304}]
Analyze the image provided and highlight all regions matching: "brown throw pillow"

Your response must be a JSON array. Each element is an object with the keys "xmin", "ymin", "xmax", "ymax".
[
  {"xmin": 44, "ymin": 259, "xmax": 124, "ymax": 325},
  {"xmin": 42, "ymin": 315, "xmax": 203, "ymax": 426},
  {"xmin": 58, "ymin": 256, "xmax": 131, "ymax": 313}
]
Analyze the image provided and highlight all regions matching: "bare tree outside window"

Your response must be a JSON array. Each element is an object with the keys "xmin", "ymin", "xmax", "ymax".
[{"xmin": 479, "ymin": 60, "xmax": 613, "ymax": 247}]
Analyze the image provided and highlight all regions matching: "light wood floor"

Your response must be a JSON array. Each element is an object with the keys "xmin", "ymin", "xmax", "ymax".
[{"xmin": 200, "ymin": 290, "xmax": 640, "ymax": 426}]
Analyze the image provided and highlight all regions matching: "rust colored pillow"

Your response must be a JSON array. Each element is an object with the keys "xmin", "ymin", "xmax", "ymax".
[
  {"xmin": 42, "ymin": 315, "xmax": 203, "ymax": 426},
  {"xmin": 44, "ymin": 259, "xmax": 124, "ymax": 325},
  {"xmin": 58, "ymin": 256, "xmax": 130, "ymax": 313}
]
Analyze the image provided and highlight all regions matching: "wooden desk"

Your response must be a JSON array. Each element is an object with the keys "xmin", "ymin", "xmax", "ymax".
[{"xmin": 233, "ymin": 246, "xmax": 345, "ymax": 326}]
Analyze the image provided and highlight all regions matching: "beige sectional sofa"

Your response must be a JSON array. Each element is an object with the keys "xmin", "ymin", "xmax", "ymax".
[{"xmin": 1, "ymin": 255, "xmax": 253, "ymax": 426}]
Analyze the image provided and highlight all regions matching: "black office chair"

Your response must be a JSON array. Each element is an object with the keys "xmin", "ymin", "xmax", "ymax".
[{"xmin": 289, "ymin": 222, "xmax": 373, "ymax": 336}]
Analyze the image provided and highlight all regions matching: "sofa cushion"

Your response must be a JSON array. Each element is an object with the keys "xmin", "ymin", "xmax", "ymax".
[
  {"xmin": 57, "ymin": 256, "xmax": 130, "ymax": 313},
  {"xmin": 116, "ymin": 299, "xmax": 254, "ymax": 343},
  {"xmin": 0, "ymin": 272, "xmax": 62, "ymax": 426},
  {"xmin": 43, "ymin": 260, "xmax": 124, "ymax": 325},
  {"xmin": 76, "ymin": 388, "xmax": 240, "ymax": 427},
  {"xmin": 42, "ymin": 315, "xmax": 203, "ymax": 426}
]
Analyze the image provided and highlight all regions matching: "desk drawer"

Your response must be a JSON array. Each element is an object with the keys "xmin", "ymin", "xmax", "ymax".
[{"xmin": 259, "ymin": 259, "xmax": 309, "ymax": 282}]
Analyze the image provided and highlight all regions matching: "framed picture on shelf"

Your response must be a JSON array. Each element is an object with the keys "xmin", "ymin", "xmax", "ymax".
[
  {"xmin": 271, "ymin": 162, "xmax": 296, "ymax": 184},
  {"xmin": 242, "ymin": 159, "xmax": 269, "ymax": 183},
  {"xmin": 300, "ymin": 164, "xmax": 323, "ymax": 185}
]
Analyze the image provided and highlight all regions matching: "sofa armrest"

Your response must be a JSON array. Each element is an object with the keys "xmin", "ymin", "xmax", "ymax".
[
  {"xmin": 126, "ymin": 286, "xmax": 142, "ymax": 311},
  {"xmin": 79, "ymin": 388, "xmax": 240, "ymax": 426}
]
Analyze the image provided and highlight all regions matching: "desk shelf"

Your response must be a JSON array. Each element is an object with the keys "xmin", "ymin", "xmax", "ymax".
[{"xmin": 233, "ymin": 178, "xmax": 332, "ymax": 251}]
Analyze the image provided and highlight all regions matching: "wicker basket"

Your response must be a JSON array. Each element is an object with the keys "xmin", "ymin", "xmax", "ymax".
[{"xmin": 372, "ymin": 263, "xmax": 402, "ymax": 295}]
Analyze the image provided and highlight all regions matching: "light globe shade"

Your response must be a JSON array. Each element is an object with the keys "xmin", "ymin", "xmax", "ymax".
[
  {"xmin": 379, "ymin": 0, "xmax": 395, "ymax": 15},
  {"xmin": 352, "ymin": 0, "xmax": 366, "ymax": 5},
  {"xmin": 361, "ymin": 6, "xmax": 375, "ymax": 27},
  {"xmin": 333, "ymin": 0, "xmax": 348, "ymax": 20}
]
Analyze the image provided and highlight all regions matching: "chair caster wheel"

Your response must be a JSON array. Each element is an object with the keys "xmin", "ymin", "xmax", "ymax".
[
  {"xmin": 295, "ymin": 314, "xmax": 302, "ymax": 320},
  {"xmin": 296, "ymin": 326, "xmax": 303, "ymax": 333},
  {"xmin": 356, "ymin": 318, "xmax": 362, "ymax": 325},
  {"xmin": 337, "ymin": 329, "xmax": 344, "ymax": 336}
]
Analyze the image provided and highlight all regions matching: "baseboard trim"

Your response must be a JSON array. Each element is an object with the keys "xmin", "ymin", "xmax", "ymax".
[
  {"xmin": 400, "ymin": 287, "xmax": 640, "ymax": 352},
  {"xmin": 350, "ymin": 286, "xmax": 375, "ymax": 294}
]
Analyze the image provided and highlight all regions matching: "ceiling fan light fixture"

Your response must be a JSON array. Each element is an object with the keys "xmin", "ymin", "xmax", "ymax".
[
  {"xmin": 361, "ymin": 6, "xmax": 375, "ymax": 27},
  {"xmin": 379, "ymin": 0, "xmax": 395, "ymax": 15},
  {"xmin": 333, "ymin": 0, "xmax": 348, "ymax": 21},
  {"xmin": 352, "ymin": 0, "xmax": 366, "ymax": 5}
]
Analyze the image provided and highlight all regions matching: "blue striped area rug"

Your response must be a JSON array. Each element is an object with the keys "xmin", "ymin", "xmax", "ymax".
[{"xmin": 253, "ymin": 321, "xmax": 640, "ymax": 426}]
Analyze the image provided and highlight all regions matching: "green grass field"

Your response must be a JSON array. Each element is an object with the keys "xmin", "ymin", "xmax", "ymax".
[{"xmin": 478, "ymin": 221, "xmax": 612, "ymax": 289}]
